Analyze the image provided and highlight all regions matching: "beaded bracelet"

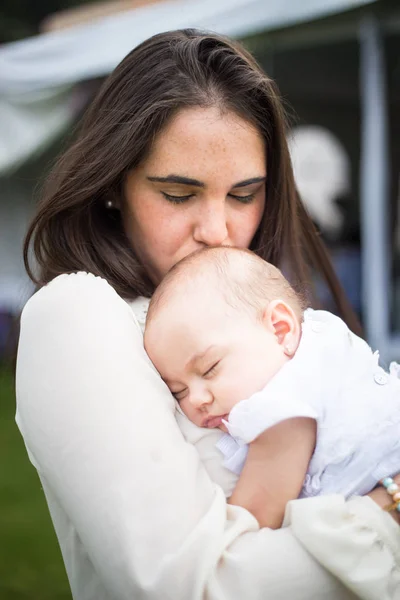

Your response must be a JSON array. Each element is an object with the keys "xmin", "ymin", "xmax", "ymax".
[{"xmin": 381, "ymin": 477, "xmax": 400, "ymax": 513}]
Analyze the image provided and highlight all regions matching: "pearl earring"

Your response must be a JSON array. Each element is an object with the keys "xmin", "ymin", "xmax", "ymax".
[
  {"xmin": 105, "ymin": 200, "xmax": 113, "ymax": 209},
  {"xmin": 284, "ymin": 345, "xmax": 293, "ymax": 357}
]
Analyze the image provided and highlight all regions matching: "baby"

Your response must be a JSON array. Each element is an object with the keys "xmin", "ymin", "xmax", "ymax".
[{"xmin": 144, "ymin": 246, "xmax": 400, "ymax": 528}]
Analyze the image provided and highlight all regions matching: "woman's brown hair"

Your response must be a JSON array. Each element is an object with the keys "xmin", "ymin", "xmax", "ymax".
[{"xmin": 23, "ymin": 28, "xmax": 361, "ymax": 334}]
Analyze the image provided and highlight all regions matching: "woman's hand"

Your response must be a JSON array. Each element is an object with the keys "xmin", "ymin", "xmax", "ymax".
[{"xmin": 367, "ymin": 473, "xmax": 400, "ymax": 525}]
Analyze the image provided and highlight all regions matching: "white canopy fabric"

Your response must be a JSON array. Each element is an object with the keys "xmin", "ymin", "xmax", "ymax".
[{"xmin": 0, "ymin": 0, "xmax": 376, "ymax": 174}]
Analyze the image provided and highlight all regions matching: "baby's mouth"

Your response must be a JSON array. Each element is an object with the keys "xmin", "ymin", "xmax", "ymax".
[{"xmin": 202, "ymin": 414, "xmax": 229, "ymax": 429}]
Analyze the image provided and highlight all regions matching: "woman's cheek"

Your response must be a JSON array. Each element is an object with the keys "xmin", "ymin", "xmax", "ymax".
[{"xmin": 160, "ymin": 212, "xmax": 191, "ymax": 252}]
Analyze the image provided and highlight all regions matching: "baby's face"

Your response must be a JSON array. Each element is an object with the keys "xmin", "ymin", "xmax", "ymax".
[{"xmin": 145, "ymin": 288, "xmax": 289, "ymax": 430}]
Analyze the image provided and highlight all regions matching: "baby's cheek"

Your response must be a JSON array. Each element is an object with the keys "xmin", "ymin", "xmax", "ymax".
[
  {"xmin": 179, "ymin": 400, "xmax": 203, "ymax": 427},
  {"xmin": 217, "ymin": 379, "xmax": 249, "ymax": 410}
]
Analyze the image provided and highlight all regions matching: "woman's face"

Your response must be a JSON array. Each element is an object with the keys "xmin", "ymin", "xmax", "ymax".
[{"xmin": 122, "ymin": 106, "xmax": 266, "ymax": 284}]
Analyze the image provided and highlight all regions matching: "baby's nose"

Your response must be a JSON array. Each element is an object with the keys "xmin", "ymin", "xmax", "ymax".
[{"xmin": 191, "ymin": 387, "xmax": 214, "ymax": 410}]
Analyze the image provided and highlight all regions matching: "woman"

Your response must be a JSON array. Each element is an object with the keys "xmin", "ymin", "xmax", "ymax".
[{"xmin": 17, "ymin": 29, "xmax": 399, "ymax": 599}]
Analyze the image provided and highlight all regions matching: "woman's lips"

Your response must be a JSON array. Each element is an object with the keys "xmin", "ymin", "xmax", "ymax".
[{"xmin": 203, "ymin": 414, "xmax": 229, "ymax": 429}]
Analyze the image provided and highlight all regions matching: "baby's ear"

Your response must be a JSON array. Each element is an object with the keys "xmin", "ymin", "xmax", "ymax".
[{"xmin": 262, "ymin": 300, "xmax": 299, "ymax": 356}]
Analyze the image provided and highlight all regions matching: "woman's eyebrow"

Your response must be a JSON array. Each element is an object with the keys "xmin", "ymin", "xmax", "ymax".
[
  {"xmin": 147, "ymin": 175, "xmax": 205, "ymax": 187},
  {"xmin": 147, "ymin": 175, "xmax": 266, "ymax": 188},
  {"xmin": 232, "ymin": 176, "xmax": 266, "ymax": 188}
]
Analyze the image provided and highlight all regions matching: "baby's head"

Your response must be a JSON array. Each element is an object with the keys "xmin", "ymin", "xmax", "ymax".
[{"xmin": 144, "ymin": 247, "xmax": 305, "ymax": 429}]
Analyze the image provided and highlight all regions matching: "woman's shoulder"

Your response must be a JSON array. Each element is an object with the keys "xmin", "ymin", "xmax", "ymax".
[
  {"xmin": 27, "ymin": 271, "xmax": 116, "ymax": 299},
  {"xmin": 21, "ymin": 272, "xmax": 138, "ymax": 330},
  {"xmin": 17, "ymin": 272, "xmax": 150, "ymax": 383}
]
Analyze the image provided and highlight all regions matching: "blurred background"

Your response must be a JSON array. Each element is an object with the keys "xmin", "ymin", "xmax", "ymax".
[{"xmin": 0, "ymin": 0, "xmax": 399, "ymax": 598}]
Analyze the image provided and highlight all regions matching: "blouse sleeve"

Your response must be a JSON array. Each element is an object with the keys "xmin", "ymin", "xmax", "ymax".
[{"xmin": 15, "ymin": 273, "xmax": 400, "ymax": 600}]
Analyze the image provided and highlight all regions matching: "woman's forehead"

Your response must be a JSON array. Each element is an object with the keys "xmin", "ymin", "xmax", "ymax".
[{"xmin": 142, "ymin": 106, "xmax": 266, "ymax": 178}]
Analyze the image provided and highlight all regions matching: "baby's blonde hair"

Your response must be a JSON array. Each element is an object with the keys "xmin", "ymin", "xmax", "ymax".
[{"xmin": 146, "ymin": 246, "xmax": 306, "ymax": 327}]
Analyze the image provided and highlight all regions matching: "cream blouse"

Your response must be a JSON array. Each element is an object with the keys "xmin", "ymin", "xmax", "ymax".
[{"xmin": 15, "ymin": 273, "xmax": 400, "ymax": 600}]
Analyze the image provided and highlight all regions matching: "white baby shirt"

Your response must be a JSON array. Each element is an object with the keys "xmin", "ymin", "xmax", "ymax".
[{"xmin": 218, "ymin": 309, "xmax": 400, "ymax": 498}]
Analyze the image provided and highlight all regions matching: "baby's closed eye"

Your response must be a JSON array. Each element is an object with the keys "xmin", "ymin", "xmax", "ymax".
[
  {"xmin": 203, "ymin": 361, "xmax": 220, "ymax": 378},
  {"xmin": 171, "ymin": 388, "xmax": 188, "ymax": 401}
]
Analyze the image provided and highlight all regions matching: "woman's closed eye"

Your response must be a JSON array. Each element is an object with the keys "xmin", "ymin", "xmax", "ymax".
[
  {"xmin": 161, "ymin": 191, "xmax": 256, "ymax": 205},
  {"xmin": 162, "ymin": 192, "xmax": 193, "ymax": 204},
  {"xmin": 229, "ymin": 192, "xmax": 255, "ymax": 204}
]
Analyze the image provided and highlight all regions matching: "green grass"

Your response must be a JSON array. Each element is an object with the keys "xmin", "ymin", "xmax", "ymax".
[{"xmin": 0, "ymin": 367, "xmax": 71, "ymax": 600}]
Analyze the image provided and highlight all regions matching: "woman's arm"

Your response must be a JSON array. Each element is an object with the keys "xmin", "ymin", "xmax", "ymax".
[{"xmin": 16, "ymin": 273, "xmax": 399, "ymax": 600}]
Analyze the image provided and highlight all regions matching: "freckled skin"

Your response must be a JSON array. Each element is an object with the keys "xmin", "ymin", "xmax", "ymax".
[{"xmin": 120, "ymin": 106, "xmax": 267, "ymax": 284}]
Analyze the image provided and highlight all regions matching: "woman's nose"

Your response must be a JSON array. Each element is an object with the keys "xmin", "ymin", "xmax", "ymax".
[{"xmin": 193, "ymin": 202, "xmax": 229, "ymax": 247}]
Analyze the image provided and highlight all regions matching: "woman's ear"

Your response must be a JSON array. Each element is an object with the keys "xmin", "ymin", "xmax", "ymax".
[{"xmin": 262, "ymin": 299, "xmax": 300, "ymax": 357}]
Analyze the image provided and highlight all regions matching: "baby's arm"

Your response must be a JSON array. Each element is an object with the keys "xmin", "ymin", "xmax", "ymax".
[{"xmin": 228, "ymin": 417, "xmax": 317, "ymax": 529}]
